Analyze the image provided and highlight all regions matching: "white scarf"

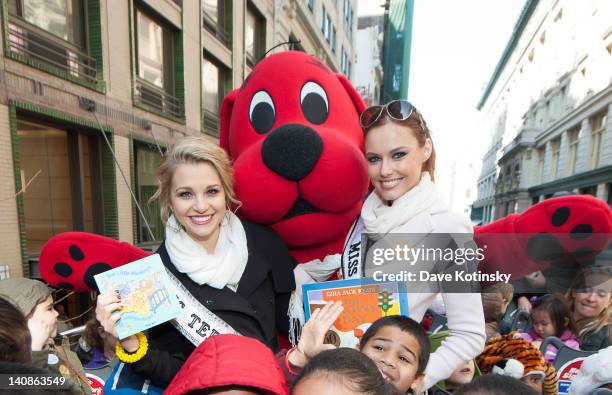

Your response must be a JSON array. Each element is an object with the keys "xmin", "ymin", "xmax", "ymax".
[
  {"xmin": 165, "ymin": 212, "xmax": 248, "ymax": 291},
  {"xmin": 361, "ymin": 172, "xmax": 442, "ymax": 235}
]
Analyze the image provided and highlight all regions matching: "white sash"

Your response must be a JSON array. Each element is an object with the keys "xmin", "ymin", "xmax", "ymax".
[
  {"xmin": 341, "ymin": 218, "xmax": 365, "ymax": 279},
  {"xmin": 166, "ymin": 269, "xmax": 237, "ymax": 347}
]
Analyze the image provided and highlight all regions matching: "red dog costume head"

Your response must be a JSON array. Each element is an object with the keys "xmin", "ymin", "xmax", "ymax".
[{"xmin": 220, "ymin": 51, "xmax": 368, "ymax": 263}]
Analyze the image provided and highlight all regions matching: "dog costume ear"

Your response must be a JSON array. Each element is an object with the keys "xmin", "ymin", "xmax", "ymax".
[
  {"xmin": 220, "ymin": 89, "xmax": 240, "ymax": 153},
  {"xmin": 336, "ymin": 73, "xmax": 366, "ymax": 115}
]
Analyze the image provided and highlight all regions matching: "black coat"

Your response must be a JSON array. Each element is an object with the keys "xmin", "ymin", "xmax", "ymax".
[
  {"xmin": 580, "ymin": 325, "xmax": 611, "ymax": 351},
  {"xmin": 128, "ymin": 220, "xmax": 296, "ymax": 388}
]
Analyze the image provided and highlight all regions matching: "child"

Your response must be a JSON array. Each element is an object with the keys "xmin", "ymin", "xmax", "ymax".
[
  {"xmin": 454, "ymin": 374, "xmax": 539, "ymax": 395},
  {"xmin": 0, "ymin": 296, "xmax": 31, "ymax": 364},
  {"xmin": 481, "ymin": 283, "xmax": 514, "ymax": 338},
  {"xmin": 285, "ymin": 302, "xmax": 430, "ymax": 394},
  {"xmin": 292, "ymin": 348, "xmax": 401, "ymax": 395},
  {"xmin": 429, "ymin": 331, "xmax": 479, "ymax": 394},
  {"xmin": 164, "ymin": 334, "xmax": 288, "ymax": 395},
  {"xmin": 520, "ymin": 294, "xmax": 579, "ymax": 361},
  {"xmin": 0, "ymin": 277, "xmax": 91, "ymax": 394},
  {"xmin": 476, "ymin": 332, "xmax": 557, "ymax": 395},
  {"xmin": 78, "ymin": 318, "xmax": 119, "ymax": 388}
]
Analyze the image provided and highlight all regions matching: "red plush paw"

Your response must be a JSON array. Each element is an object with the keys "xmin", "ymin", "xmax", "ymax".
[
  {"xmin": 515, "ymin": 195, "xmax": 611, "ymax": 262},
  {"xmin": 476, "ymin": 195, "xmax": 612, "ymax": 280},
  {"xmin": 39, "ymin": 232, "xmax": 151, "ymax": 292}
]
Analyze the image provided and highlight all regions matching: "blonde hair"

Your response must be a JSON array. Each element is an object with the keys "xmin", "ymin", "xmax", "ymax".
[
  {"xmin": 566, "ymin": 267, "xmax": 612, "ymax": 342},
  {"xmin": 150, "ymin": 137, "xmax": 240, "ymax": 224}
]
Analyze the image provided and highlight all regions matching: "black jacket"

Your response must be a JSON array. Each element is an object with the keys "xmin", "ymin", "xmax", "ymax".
[
  {"xmin": 128, "ymin": 220, "xmax": 296, "ymax": 388},
  {"xmin": 580, "ymin": 325, "xmax": 611, "ymax": 352}
]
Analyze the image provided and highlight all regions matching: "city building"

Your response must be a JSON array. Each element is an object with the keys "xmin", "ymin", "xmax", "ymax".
[
  {"xmin": 447, "ymin": 154, "xmax": 481, "ymax": 222},
  {"xmin": 380, "ymin": 0, "xmax": 414, "ymax": 102},
  {"xmin": 354, "ymin": 14, "xmax": 383, "ymax": 106},
  {"xmin": 0, "ymin": 0, "xmax": 357, "ymax": 290},
  {"xmin": 472, "ymin": 0, "xmax": 612, "ymax": 223},
  {"xmin": 281, "ymin": 0, "xmax": 357, "ymax": 80}
]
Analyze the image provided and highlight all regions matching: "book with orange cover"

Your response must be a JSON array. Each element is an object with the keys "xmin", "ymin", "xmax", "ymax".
[{"xmin": 302, "ymin": 278, "xmax": 409, "ymax": 348}]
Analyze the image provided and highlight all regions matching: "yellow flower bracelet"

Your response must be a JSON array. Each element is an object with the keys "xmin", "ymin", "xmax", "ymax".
[{"xmin": 115, "ymin": 332, "xmax": 148, "ymax": 363}]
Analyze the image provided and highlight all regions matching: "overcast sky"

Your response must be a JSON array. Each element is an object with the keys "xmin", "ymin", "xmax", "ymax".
[{"xmin": 357, "ymin": 0, "xmax": 525, "ymax": 202}]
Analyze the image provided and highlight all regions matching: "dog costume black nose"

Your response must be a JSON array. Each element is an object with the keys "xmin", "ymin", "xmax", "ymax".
[{"xmin": 262, "ymin": 124, "xmax": 323, "ymax": 181}]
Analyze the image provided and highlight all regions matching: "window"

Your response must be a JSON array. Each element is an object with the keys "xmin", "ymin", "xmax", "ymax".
[
  {"xmin": 325, "ymin": 15, "xmax": 332, "ymax": 42},
  {"xmin": 550, "ymin": 138, "xmax": 561, "ymax": 181},
  {"xmin": 348, "ymin": 8, "xmax": 354, "ymax": 38},
  {"xmin": 559, "ymin": 86, "xmax": 567, "ymax": 112},
  {"xmin": 7, "ymin": 0, "xmax": 97, "ymax": 84},
  {"xmin": 537, "ymin": 147, "xmax": 545, "ymax": 183},
  {"xmin": 321, "ymin": 6, "xmax": 326, "ymax": 33},
  {"xmin": 340, "ymin": 48, "xmax": 350, "ymax": 76},
  {"xmin": 202, "ymin": 55, "xmax": 229, "ymax": 136},
  {"xmin": 343, "ymin": 0, "xmax": 350, "ymax": 25},
  {"xmin": 331, "ymin": 26, "xmax": 337, "ymax": 53},
  {"xmin": 245, "ymin": 4, "xmax": 265, "ymax": 67},
  {"xmin": 136, "ymin": 10, "xmax": 172, "ymax": 90},
  {"xmin": 504, "ymin": 166, "xmax": 511, "ymax": 191},
  {"xmin": 134, "ymin": 7, "xmax": 181, "ymax": 118},
  {"xmin": 0, "ymin": 265, "xmax": 8, "ymax": 280},
  {"xmin": 134, "ymin": 144, "xmax": 163, "ymax": 242},
  {"xmin": 513, "ymin": 163, "xmax": 520, "ymax": 189},
  {"xmin": 9, "ymin": 0, "xmax": 86, "ymax": 48},
  {"xmin": 17, "ymin": 119, "xmax": 104, "ymax": 257},
  {"xmin": 567, "ymin": 127, "xmax": 580, "ymax": 176},
  {"xmin": 589, "ymin": 112, "xmax": 606, "ymax": 169},
  {"xmin": 203, "ymin": 0, "xmax": 221, "ymax": 29},
  {"xmin": 579, "ymin": 185, "xmax": 597, "ymax": 197},
  {"xmin": 308, "ymin": 0, "xmax": 314, "ymax": 12},
  {"xmin": 347, "ymin": 59, "xmax": 352, "ymax": 80},
  {"xmin": 392, "ymin": 64, "xmax": 401, "ymax": 92},
  {"xmin": 203, "ymin": 0, "xmax": 231, "ymax": 46}
]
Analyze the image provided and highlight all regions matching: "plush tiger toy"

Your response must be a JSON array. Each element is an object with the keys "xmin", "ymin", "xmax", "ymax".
[{"xmin": 476, "ymin": 332, "xmax": 558, "ymax": 395}]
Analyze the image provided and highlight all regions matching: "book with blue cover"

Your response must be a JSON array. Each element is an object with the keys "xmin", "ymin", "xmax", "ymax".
[
  {"xmin": 302, "ymin": 278, "xmax": 409, "ymax": 348},
  {"xmin": 94, "ymin": 254, "xmax": 181, "ymax": 339}
]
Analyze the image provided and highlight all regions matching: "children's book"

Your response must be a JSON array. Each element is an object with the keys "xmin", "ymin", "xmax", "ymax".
[
  {"xmin": 94, "ymin": 254, "xmax": 181, "ymax": 339},
  {"xmin": 302, "ymin": 278, "xmax": 409, "ymax": 348}
]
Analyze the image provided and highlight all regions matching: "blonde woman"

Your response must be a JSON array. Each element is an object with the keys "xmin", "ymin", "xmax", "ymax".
[
  {"xmin": 96, "ymin": 137, "xmax": 295, "ymax": 388},
  {"xmin": 567, "ymin": 267, "xmax": 611, "ymax": 351}
]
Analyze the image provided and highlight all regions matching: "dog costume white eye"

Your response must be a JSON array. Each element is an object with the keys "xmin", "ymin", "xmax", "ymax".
[
  {"xmin": 300, "ymin": 81, "xmax": 328, "ymax": 125},
  {"xmin": 249, "ymin": 90, "xmax": 276, "ymax": 134}
]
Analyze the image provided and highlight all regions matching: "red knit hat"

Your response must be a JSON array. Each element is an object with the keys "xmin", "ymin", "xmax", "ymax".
[{"xmin": 164, "ymin": 334, "xmax": 288, "ymax": 395}]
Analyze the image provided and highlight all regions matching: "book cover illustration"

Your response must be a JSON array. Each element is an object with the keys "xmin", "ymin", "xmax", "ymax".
[
  {"xmin": 94, "ymin": 254, "xmax": 181, "ymax": 339},
  {"xmin": 302, "ymin": 278, "xmax": 409, "ymax": 348}
]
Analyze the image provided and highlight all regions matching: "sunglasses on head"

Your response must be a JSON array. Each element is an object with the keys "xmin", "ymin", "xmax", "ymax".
[{"xmin": 359, "ymin": 100, "xmax": 418, "ymax": 129}]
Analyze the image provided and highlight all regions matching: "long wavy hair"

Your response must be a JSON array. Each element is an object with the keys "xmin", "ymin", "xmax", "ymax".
[{"xmin": 566, "ymin": 267, "xmax": 612, "ymax": 342}]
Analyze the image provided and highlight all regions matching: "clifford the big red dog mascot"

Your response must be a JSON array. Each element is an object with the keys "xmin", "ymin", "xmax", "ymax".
[{"xmin": 39, "ymin": 50, "xmax": 611, "ymax": 300}]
